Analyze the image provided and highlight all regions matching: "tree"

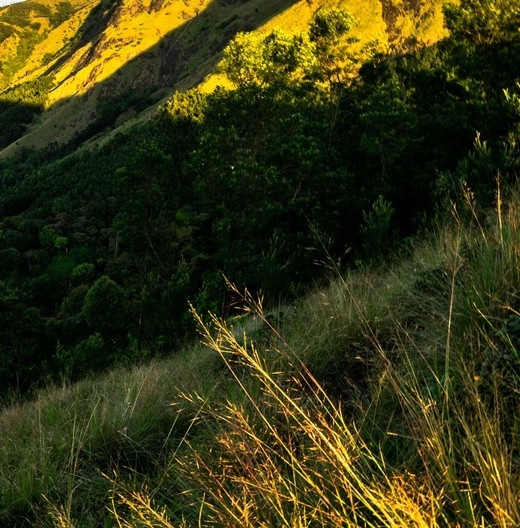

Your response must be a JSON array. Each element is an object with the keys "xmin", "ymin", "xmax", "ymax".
[
  {"xmin": 0, "ymin": 281, "xmax": 50, "ymax": 395},
  {"xmin": 220, "ymin": 30, "xmax": 316, "ymax": 89},
  {"xmin": 82, "ymin": 276, "xmax": 127, "ymax": 338},
  {"xmin": 309, "ymin": 8, "xmax": 354, "ymax": 45},
  {"xmin": 444, "ymin": 0, "xmax": 520, "ymax": 44},
  {"xmin": 309, "ymin": 8, "xmax": 355, "ymax": 85}
]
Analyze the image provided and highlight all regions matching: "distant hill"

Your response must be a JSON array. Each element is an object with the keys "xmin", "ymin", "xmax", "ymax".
[{"xmin": 0, "ymin": 0, "xmax": 450, "ymax": 156}]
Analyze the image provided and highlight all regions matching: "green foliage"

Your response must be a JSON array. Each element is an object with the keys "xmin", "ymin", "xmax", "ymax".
[
  {"xmin": 1, "ymin": 2, "xmax": 32, "ymax": 27},
  {"xmin": 220, "ymin": 8, "xmax": 356, "ymax": 90},
  {"xmin": 309, "ymin": 8, "xmax": 354, "ymax": 43},
  {"xmin": 1, "ymin": 0, "xmax": 520, "ymax": 523},
  {"xmin": 4, "ymin": 189, "xmax": 520, "ymax": 526},
  {"xmin": 73, "ymin": 89, "xmax": 155, "ymax": 145},
  {"xmin": 0, "ymin": 1, "xmax": 65, "ymax": 29},
  {"xmin": 0, "ymin": 28, "xmax": 46, "ymax": 83},
  {"xmin": 0, "ymin": 0, "xmax": 519, "ymax": 399},
  {"xmin": 444, "ymin": 0, "xmax": 520, "ymax": 44},
  {"xmin": 220, "ymin": 30, "xmax": 317, "ymax": 88},
  {"xmin": 0, "ymin": 22, "xmax": 15, "ymax": 44},
  {"xmin": 45, "ymin": 254, "xmax": 75, "ymax": 283},
  {"xmin": 55, "ymin": 332, "xmax": 106, "ymax": 378},
  {"xmin": 162, "ymin": 88, "xmax": 206, "ymax": 123},
  {"xmin": 71, "ymin": 263, "xmax": 95, "ymax": 285},
  {"xmin": 360, "ymin": 195, "xmax": 395, "ymax": 263},
  {"xmin": 0, "ymin": 74, "xmax": 53, "ymax": 148},
  {"xmin": 82, "ymin": 276, "xmax": 127, "ymax": 337},
  {"xmin": 0, "ymin": 280, "xmax": 50, "ymax": 394},
  {"xmin": 5, "ymin": 76, "xmax": 55, "ymax": 107},
  {"xmin": 309, "ymin": 8, "xmax": 357, "ymax": 87},
  {"xmin": 50, "ymin": 2, "xmax": 75, "ymax": 28},
  {"xmin": 39, "ymin": 224, "xmax": 58, "ymax": 248}
]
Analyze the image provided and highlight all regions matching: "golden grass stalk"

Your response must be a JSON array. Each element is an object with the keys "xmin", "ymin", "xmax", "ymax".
[
  {"xmin": 103, "ymin": 183, "xmax": 520, "ymax": 527},
  {"xmin": 177, "ymin": 303, "xmax": 441, "ymax": 527}
]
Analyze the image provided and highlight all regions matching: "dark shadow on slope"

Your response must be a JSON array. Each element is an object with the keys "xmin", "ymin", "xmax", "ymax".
[
  {"xmin": 34, "ymin": 0, "xmax": 303, "ymax": 147},
  {"xmin": 46, "ymin": 0, "xmax": 301, "ymax": 85},
  {"xmin": 45, "ymin": 0, "xmax": 127, "ymax": 78},
  {"xmin": 0, "ymin": 100, "xmax": 43, "ymax": 149},
  {"xmin": 0, "ymin": 1, "xmax": 307, "ymax": 400},
  {"xmin": 155, "ymin": 0, "xmax": 304, "ymax": 86},
  {"xmin": 0, "ymin": 0, "xmax": 519, "ymax": 409}
]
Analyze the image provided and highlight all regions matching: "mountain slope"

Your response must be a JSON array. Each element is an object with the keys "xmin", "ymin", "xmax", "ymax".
[{"xmin": 0, "ymin": 0, "xmax": 450, "ymax": 155}]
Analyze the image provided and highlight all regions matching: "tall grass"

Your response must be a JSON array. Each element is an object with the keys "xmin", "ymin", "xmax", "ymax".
[
  {"xmin": 0, "ymin": 344, "xmax": 221, "ymax": 526},
  {"xmin": 110, "ymin": 185, "xmax": 520, "ymax": 526},
  {"xmin": 2, "ymin": 185, "xmax": 520, "ymax": 526}
]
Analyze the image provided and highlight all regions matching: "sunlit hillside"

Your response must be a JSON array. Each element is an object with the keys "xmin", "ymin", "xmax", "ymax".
[{"xmin": 0, "ymin": 0, "xmax": 451, "ymax": 154}]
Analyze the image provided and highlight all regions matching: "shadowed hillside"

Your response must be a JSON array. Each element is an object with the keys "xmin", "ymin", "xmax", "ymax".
[{"xmin": 0, "ymin": 0, "xmax": 518, "ymax": 400}]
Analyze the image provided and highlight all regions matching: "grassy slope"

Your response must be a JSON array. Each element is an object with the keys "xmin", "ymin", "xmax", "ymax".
[
  {"xmin": 1, "ymin": 186, "xmax": 519, "ymax": 526},
  {"xmin": 4, "ymin": 1, "xmax": 502, "ymax": 525}
]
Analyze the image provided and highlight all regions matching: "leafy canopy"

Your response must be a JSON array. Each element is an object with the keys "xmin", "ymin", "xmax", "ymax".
[
  {"xmin": 220, "ymin": 8, "xmax": 356, "ymax": 90},
  {"xmin": 444, "ymin": 0, "xmax": 520, "ymax": 44},
  {"xmin": 220, "ymin": 30, "xmax": 317, "ymax": 88}
]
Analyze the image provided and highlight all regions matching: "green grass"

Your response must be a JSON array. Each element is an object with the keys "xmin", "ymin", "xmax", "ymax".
[
  {"xmin": 2, "ymin": 183, "xmax": 520, "ymax": 526},
  {"xmin": 0, "ymin": 344, "xmax": 222, "ymax": 526}
]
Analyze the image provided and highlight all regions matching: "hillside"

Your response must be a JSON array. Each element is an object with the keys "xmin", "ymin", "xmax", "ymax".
[
  {"xmin": 0, "ymin": 0, "xmax": 519, "ymax": 525},
  {"xmin": 0, "ymin": 0, "xmax": 450, "ymax": 154},
  {"xmin": 0, "ymin": 0, "xmax": 518, "ymax": 393}
]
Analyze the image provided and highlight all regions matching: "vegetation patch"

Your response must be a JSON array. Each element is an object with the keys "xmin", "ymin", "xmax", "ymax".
[{"xmin": 0, "ymin": 0, "xmax": 519, "ymax": 524}]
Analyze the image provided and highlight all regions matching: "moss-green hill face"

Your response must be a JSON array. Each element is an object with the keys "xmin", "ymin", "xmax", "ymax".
[{"xmin": 0, "ymin": 0, "xmax": 450, "ymax": 154}]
